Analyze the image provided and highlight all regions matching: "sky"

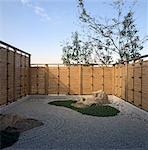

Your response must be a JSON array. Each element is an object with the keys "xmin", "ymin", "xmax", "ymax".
[{"xmin": 0, "ymin": 0, "xmax": 148, "ymax": 64}]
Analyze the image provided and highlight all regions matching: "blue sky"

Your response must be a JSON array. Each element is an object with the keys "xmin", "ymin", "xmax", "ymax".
[{"xmin": 0, "ymin": 0, "xmax": 148, "ymax": 63}]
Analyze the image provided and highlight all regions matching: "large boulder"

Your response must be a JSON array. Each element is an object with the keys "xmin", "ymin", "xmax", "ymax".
[
  {"xmin": 72, "ymin": 90, "xmax": 109, "ymax": 108},
  {"xmin": 0, "ymin": 114, "xmax": 43, "ymax": 132},
  {"xmin": 93, "ymin": 90, "xmax": 109, "ymax": 104},
  {"xmin": 0, "ymin": 114, "xmax": 24, "ymax": 131}
]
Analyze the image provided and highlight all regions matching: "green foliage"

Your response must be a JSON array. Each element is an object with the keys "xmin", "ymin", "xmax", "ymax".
[
  {"xmin": 78, "ymin": 0, "xmax": 147, "ymax": 63},
  {"xmin": 61, "ymin": 32, "xmax": 93, "ymax": 65},
  {"xmin": 49, "ymin": 100, "xmax": 120, "ymax": 117}
]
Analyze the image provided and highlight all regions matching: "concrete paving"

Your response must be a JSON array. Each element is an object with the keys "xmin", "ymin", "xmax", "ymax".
[{"xmin": 1, "ymin": 95, "xmax": 148, "ymax": 150}]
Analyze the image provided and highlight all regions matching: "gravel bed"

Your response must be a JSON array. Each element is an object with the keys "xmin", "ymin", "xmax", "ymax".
[{"xmin": 1, "ymin": 95, "xmax": 148, "ymax": 150}]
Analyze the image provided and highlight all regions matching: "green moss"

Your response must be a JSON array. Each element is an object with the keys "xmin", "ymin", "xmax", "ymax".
[{"xmin": 49, "ymin": 100, "xmax": 120, "ymax": 117}]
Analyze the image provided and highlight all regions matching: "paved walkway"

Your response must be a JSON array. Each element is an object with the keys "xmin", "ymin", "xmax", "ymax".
[{"xmin": 1, "ymin": 95, "xmax": 148, "ymax": 150}]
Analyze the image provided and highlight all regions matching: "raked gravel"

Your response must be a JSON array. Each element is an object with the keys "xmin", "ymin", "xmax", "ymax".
[{"xmin": 0, "ymin": 95, "xmax": 148, "ymax": 150}]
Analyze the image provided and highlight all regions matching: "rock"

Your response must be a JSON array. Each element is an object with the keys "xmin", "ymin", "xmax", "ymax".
[
  {"xmin": 14, "ymin": 118, "xmax": 44, "ymax": 132},
  {"xmin": 0, "ymin": 114, "xmax": 24, "ymax": 131},
  {"xmin": 71, "ymin": 90, "xmax": 109, "ymax": 108},
  {"xmin": 93, "ymin": 90, "xmax": 109, "ymax": 104},
  {"xmin": 80, "ymin": 97, "xmax": 97, "ymax": 106},
  {"xmin": 71, "ymin": 102, "xmax": 88, "ymax": 108},
  {"xmin": 0, "ymin": 114, "xmax": 43, "ymax": 132}
]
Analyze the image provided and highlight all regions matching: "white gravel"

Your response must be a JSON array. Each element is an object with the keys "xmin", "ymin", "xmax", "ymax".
[{"xmin": 1, "ymin": 95, "xmax": 148, "ymax": 150}]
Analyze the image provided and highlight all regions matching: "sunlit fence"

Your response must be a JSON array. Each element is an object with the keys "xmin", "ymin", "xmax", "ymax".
[
  {"xmin": 0, "ymin": 41, "xmax": 148, "ymax": 110},
  {"xmin": 30, "ymin": 64, "xmax": 113, "ymax": 95},
  {"xmin": 113, "ymin": 58, "xmax": 148, "ymax": 110}
]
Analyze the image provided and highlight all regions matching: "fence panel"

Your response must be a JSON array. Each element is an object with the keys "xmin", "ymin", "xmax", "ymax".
[
  {"xmin": 0, "ymin": 47, "xmax": 7, "ymax": 105},
  {"xmin": 38, "ymin": 67, "xmax": 46, "ymax": 94},
  {"xmin": 104, "ymin": 67, "xmax": 113, "ymax": 95},
  {"xmin": 8, "ymin": 51, "xmax": 14, "ymax": 102},
  {"xmin": 48, "ymin": 67, "xmax": 59, "ymax": 94},
  {"xmin": 142, "ymin": 61, "xmax": 148, "ymax": 110},
  {"xmin": 114, "ymin": 65, "xmax": 120, "ymax": 96},
  {"xmin": 69, "ymin": 66, "xmax": 81, "ymax": 94},
  {"xmin": 121, "ymin": 64, "xmax": 126, "ymax": 100},
  {"xmin": 92, "ymin": 67, "xmax": 103, "ymax": 92},
  {"xmin": 0, "ymin": 41, "xmax": 30, "ymax": 105},
  {"xmin": 59, "ymin": 67, "xmax": 69, "ymax": 94},
  {"xmin": 82, "ymin": 66, "xmax": 92, "ymax": 94},
  {"xmin": 133, "ymin": 62, "xmax": 142, "ymax": 106},
  {"xmin": 127, "ymin": 63, "xmax": 134, "ymax": 103}
]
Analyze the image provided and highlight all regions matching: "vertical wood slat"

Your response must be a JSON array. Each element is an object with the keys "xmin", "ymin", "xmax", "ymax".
[
  {"xmin": 113, "ymin": 65, "xmax": 115, "ymax": 95},
  {"xmin": 120, "ymin": 65, "xmax": 122, "ymax": 98},
  {"xmin": 102, "ymin": 67, "xmax": 104, "ymax": 91},
  {"xmin": 44, "ymin": 65, "xmax": 46, "ymax": 94},
  {"xmin": 28, "ymin": 54, "xmax": 31, "ymax": 95},
  {"xmin": 68, "ymin": 66, "xmax": 70, "ymax": 94},
  {"xmin": 123, "ymin": 63, "xmax": 126, "ymax": 100},
  {"xmin": 20, "ymin": 53, "xmax": 22, "ymax": 97},
  {"xmin": 37, "ymin": 66, "xmax": 39, "ymax": 94},
  {"xmin": 45, "ymin": 64, "xmax": 49, "ymax": 95},
  {"xmin": 57, "ymin": 65, "xmax": 60, "ymax": 95},
  {"xmin": 13, "ymin": 50, "xmax": 16, "ymax": 101},
  {"xmin": 133, "ymin": 61, "xmax": 135, "ymax": 103},
  {"xmin": 126, "ymin": 62, "xmax": 129, "ymax": 101},
  {"xmin": 80, "ymin": 65, "xmax": 83, "ymax": 95},
  {"xmin": 6, "ymin": 47, "xmax": 9, "ymax": 104},
  {"xmin": 23, "ymin": 56, "xmax": 25, "ymax": 96},
  {"xmin": 91, "ymin": 65, "xmax": 93, "ymax": 92},
  {"xmin": 140, "ymin": 60, "xmax": 143, "ymax": 107},
  {"xmin": 24, "ymin": 56, "xmax": 27, "ymax": 96}
]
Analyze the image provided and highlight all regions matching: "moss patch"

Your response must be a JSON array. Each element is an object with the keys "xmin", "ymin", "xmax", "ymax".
[{"xmin": 49, "ymin": 100, "xmax": 120, "ymax": 117}]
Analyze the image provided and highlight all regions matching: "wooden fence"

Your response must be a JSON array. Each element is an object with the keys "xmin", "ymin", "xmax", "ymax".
[
  {"xmin": 30, "ymin": 58, "xmax": 148, "ymax": 110},
  {"xmin": 0, "ymin": 41, "xmax": 31, "ymax": 105},
  {"xmin": 113, "ymin": 58, "xmax": 148, "ymax": 110},
  {"xmin": 30, "ymin": 64, "xmax": 113, "ymax": 95},
  {"xmin": 0, "ymin": 41, "xmax": 148, "ymax": 110}
]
